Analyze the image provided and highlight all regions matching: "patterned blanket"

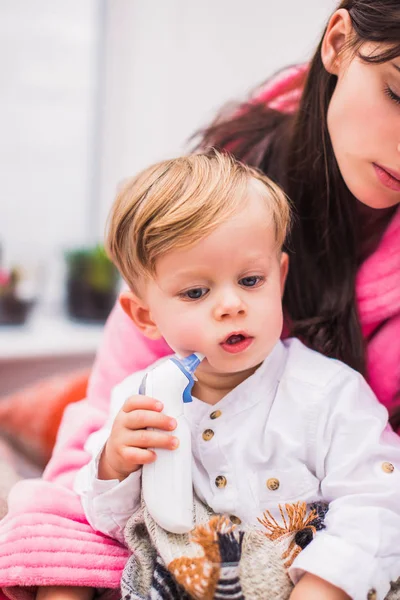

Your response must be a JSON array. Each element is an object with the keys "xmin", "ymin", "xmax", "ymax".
[{"xmin": 121, "ymin": 495, "xmax": 400, "ymax": 600}]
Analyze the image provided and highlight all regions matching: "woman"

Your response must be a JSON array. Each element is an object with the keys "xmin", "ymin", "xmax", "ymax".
[{"xmin": 1, "ymin": 1, "xmax": 399, "ymax": 599}]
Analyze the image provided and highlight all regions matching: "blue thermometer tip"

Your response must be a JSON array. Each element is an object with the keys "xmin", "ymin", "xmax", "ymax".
[{"xmin": 179, "ymin": 352, "xmax": 205, "ymax": 375}]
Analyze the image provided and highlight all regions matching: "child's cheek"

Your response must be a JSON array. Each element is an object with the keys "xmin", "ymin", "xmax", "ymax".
[{"xmin": 174, "ymin": 311, "xmax": 208, "ymax": 352}]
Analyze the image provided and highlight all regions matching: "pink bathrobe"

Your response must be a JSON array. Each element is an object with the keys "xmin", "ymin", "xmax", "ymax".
[{"xmin": 0, "ymin": 66, "xmax": 399, "ymax": 599}]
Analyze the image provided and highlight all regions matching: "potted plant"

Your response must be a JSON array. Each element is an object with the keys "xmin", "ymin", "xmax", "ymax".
[
  {"xmin": 0, "ymin": 267, "xmax": 35, "ymax": 325},
  {"xmin": 65, "ymin": 245, "xmax": 119, "ymax": 323}
]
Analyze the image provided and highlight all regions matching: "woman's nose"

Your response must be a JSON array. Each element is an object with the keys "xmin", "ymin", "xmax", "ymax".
[{"xmin": 213, "ymin": 290, "xmax": 246, "ymax": 320}]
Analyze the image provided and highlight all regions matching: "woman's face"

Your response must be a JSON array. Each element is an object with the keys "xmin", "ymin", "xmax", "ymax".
[
  {"xmin": 322, "ymin": 10, "xmax": 400, "ymax": 209},
  {"xmin": 327, "ymin": 50, "xmax": 400, "ymax": 209}
]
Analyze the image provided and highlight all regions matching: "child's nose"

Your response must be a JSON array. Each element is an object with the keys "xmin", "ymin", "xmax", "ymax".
[{"xmin": 213, "ymin": 291, "xmax": 246, "ymax": 320}]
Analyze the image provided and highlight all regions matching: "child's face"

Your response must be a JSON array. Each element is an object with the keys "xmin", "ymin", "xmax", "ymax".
[{"xmin": 129, "ymin": 188, "xmax": 288, "ymax": 380}]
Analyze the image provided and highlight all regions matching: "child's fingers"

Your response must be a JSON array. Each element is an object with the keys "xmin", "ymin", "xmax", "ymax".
[
  {"xmin": 124, "ymin": 408, "xmax": 176, "ymax": 432},
  {"xmin": 126, "ymin": 429, "xmax": 179, "ymax": 451},
  {"xmin": 122, "ymin": 447, "xmax": 158, "ymax": 466},
  {"xmin": 121, "ymin": 440, "xmax": 177, "ymax": 467},
  {"xmin": 123, "ymin": 394, "xmax": 164, "ymax": 413}
]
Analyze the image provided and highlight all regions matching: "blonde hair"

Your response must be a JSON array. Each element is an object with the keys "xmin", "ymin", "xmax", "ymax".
[{"xmin": 106, "ymin": 150, "xmax": 290, "ymax": 292}]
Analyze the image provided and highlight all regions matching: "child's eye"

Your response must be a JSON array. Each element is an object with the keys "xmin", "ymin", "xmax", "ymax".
[
  {"xmin": 179, "ymin": 287, "xmax": 209, "ymax": 300},
  {"xmin": 384, "ymin": 85, "xmax": 400, "ymax": 105},
  {"xmin": 239, "ymin": 275, "xmax": 264, "ymax": 287}
]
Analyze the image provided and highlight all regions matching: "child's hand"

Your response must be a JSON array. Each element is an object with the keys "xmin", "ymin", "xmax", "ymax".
[
  {"xmin": 290, "ymin": 573, "xmax": 350, "ymax": 600},
  {"xmin": 98, "ymin": 395, "xmax": 178, "ymax": 481}
]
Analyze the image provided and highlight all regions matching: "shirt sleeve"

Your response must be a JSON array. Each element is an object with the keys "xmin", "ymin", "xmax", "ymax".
[
  {"xmin": 289, "ymin": 369, "xmax": 400, "ymax": 600},
  {"xmin": 74, "ymin": 381, "xmax": 143, "ymax": 545}
]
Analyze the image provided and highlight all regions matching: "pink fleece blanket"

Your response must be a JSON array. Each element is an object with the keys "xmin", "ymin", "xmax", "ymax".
[{"xmin": 0, "ymin": 65, "xmax": 399, "ymax": 598}]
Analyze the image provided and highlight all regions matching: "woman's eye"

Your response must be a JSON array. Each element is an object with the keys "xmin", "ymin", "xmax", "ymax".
[
  {"xmin": 384, "ymin": 85, "xmax": 400, "ymax": 106},
  {"xmin": 180, "ymin": 287, "xmax": 208, "ymax": 300},
  {"xmin": 239, "ymin": 275, "xmax": 264, "ymax": 287}
]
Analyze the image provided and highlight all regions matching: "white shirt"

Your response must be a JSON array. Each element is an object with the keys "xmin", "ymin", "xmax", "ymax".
[{"xmin": 75, "ymin": 338, "xmax": 400, "ymax": 600}]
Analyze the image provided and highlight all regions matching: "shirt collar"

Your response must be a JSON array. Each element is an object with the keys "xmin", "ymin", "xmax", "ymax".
[{"xmin": 191, "ymin": 340, "xmax": 287, "ymax": 416}]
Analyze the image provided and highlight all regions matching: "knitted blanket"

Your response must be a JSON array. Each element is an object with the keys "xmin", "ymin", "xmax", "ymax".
[{"xmin": 121, "ymin": 495, "xmax": 400, "ymax": 600}]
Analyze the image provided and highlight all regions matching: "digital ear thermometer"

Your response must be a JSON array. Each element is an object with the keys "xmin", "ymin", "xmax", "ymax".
[{"xmin": 139, "ymin": 352, "xmax": 204, "ymax": 533}]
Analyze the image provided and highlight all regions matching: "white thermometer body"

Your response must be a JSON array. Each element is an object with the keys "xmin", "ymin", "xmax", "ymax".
[{"xmin": 140, "ymin": 353, "xmax": 204, "ymax": 533}]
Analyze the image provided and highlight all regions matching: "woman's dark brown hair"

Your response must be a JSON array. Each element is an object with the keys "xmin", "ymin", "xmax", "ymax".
[{"xmin": 198, "ymin": 0, "xmax": 400, "ymax": 424}]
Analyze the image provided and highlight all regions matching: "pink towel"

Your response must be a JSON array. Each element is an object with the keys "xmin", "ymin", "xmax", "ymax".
[{"xmin": 0, "ymin": 64, "xmax": 399, "ymax": 598}]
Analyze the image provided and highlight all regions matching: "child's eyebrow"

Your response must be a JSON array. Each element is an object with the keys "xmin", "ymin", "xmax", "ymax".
[
  {"xmin": 166, "ymin": 255, "xmax": 273, "ymax": 282},
  {"xmin": 237, "ymin": 254, "xmax": 275, "ymax": 270},
  {"xmin": 165, "ymin": 270, "xmax": 210, "ymax": 286}
]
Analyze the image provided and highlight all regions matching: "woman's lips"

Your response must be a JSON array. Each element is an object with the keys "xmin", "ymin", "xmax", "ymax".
[
  {"xmin": 373, "ymin": 163, "xmax": 400, "ymax": 192},
  {"xmin": 220, "ymin": 333, "xmax": 254, "ymax": 354}
]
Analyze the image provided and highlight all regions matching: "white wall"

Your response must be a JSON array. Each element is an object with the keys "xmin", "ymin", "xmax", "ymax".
[
  {"xmin": 97, "ymin": 0, "xmax": 338, "ymax": 236},
  {"xmin": 0, "ymin": 0, "xmax": 101, "ymax": 275},
  {"xmin": 0, "ymin": 0, "xmax": 338, "ymax": 304}
]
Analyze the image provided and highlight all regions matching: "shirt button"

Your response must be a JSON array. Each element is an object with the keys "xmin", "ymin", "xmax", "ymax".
[
  {"xmin": 266, "ymin": 478, "xmax": 280, "ymax": 491},
  {"xmin": 202, "ymin": 429, "xmax": 214, "ymax": 441},
  {"xmin": 229, "ymin": 515, "xmax": 241, "ymax": 525},
  {"xmin": 215, "ymin": 475, "xmax": 227, "ymax": 488},
  {"xmin": 210, "ymin": 410, "xmax": 222, "ymax": 420},
  {"xmin": 367, "ymin": 589, "xmax": 377, "ymax": 600},
  {"xmin": 382, "ymin": 461, "xmax": 395, "ymax": 473}
]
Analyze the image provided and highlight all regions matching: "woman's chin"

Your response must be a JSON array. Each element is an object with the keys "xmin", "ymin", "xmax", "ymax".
[{"xmin": 352, "ymin": 177, "xmax": 400, "ymax": 210}]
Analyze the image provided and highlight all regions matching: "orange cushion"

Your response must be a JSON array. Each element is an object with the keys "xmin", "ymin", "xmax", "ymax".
[{"xmin": 0, "ymin": 370, "xmax": 89, "ymax": 467}]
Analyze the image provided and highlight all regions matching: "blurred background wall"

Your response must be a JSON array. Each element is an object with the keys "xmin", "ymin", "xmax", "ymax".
[
  {"xmin": 0, "ymin": 0, "xmax": 337, "ymax": 391},
  {"xmin": 0, "ymin": 1, "xmax": 100, "ymax": 269},
  {"xmin": 1, "ymin": 0, "xmax": 336, "ymax": 271}
]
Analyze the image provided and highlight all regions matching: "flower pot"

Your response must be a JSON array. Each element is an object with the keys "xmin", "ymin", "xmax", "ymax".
[
  {"xmin": 66, "ymin": 278, "xmax": 117, "ymax": 323},
  {"xmin": 0, "ymin": 295, "xmax": 34, "ymax": 325}
]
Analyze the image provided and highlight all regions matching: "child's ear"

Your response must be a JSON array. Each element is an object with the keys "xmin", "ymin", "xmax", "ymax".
[
  {"xmin": 119, "ymin": 291, "xmax": 162, "ymax": 340},
  {"xmin": 280, "ymin": 252, "xmax": 289, "ymax": 296}
]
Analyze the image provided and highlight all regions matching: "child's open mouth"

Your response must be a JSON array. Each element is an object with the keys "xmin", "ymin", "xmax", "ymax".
[{"xmin": 220, "ymin": 332, "xmax": 254, "ymax": 354}]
